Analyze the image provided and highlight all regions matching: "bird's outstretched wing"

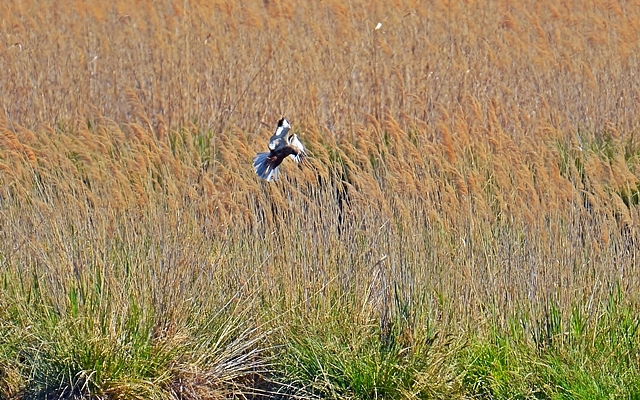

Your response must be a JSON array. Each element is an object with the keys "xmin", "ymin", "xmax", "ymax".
[
  {"xmin": 288, "ymin": 134, "xmax": 306, "ymax": 163},
  {"xmin": 268, "ymin": 118, "xmax": 291, "ymax": 151}
]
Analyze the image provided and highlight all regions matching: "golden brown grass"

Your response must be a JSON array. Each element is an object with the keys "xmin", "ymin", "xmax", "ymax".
[{"xmin": 1, "ymin": 0, "xmax": 640, "ymax": 397}]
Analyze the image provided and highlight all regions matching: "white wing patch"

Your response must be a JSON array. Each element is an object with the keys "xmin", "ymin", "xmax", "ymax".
[
  {"xmin": 269, "ymin": 137, "xmax": 283, "ymax": 150},
  {"xmin": 268, "ymin": 119, "xmax": 291, "ymax": 150},
  {"xmin": 288, "ymin": 134, "xmax": 306, "ymax": 162}
]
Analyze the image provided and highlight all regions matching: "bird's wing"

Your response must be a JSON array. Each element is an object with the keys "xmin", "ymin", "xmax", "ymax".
[
  {"xmin": 269, "ymin": 123, "xmax": 290, "ymax": 150},
  {"xmin": 269, "ymin": 137, "xmax": 284, "ymax": 151},
  {"xmin": 288, "ymin": 134, "xmax": 306, "ymax": 162}
]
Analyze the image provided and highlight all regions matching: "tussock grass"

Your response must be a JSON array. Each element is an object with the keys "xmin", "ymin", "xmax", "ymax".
[
  {"xmin": 463, "ymin": 290, "xmax": 640, "ymax": 398},
  {"xmin": 274, "ymin": 297, "xmax": 463, "ymax": 399},
  {"xmin": 1, "ymin": 0, "xmax": 640, "ymax": 398}
]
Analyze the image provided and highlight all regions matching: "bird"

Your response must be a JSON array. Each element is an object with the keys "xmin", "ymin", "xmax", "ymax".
[{"xmin": 253, "ymin": 118, "xmax": 306, "ymax": 181}]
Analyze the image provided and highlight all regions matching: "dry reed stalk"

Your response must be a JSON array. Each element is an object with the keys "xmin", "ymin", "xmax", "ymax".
[
  {"xmin": 0, "ymin": 126, "xmax": 23, "ymax": 152},
  {"xmin": 126, "ymin": 123, "xmax": 150, "ymax": 148},
  {"xmin": 21, "ymin": 144, "xmax": 37, "ymax": 165},
  {"xmin": 342, "ymin": 140, "xmax": 371, "ymax": 173},
  {"xmin": 453, "ymin": 114, "xmax": 471, "ymax": 152},
  {"xmin": 438, "ymin": 122, "xmax": 456, "ymax": 165},
  {"xmin": 15, "ymin": 124, "xmax": 37, "ymax": 144},
  {"xmin": 0, "ymin": 162, "xmax": 14, "ymax": 180},
  {"xmin": 612, "ymin": 155, "xmax": 638, "ymax": 188},
  {"xmin": 0, "ymin": 2, "xmax": 638, "ymax": 372}
]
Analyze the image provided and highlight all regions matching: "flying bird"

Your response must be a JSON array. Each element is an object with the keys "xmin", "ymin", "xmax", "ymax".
[{"xmin": 253, "ymin": 118, "xmax": 306, "ymax": 181}]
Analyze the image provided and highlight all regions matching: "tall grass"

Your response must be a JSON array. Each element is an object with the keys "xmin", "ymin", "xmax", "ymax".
[{"xmin": 1, "ymin": 0, "xmax": 640, "ymax": 398}]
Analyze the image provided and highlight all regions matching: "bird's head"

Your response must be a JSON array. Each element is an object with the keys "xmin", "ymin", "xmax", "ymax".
[{"xmin": 278, "ymin": 118, "xmax": 291, "ymax": 129}]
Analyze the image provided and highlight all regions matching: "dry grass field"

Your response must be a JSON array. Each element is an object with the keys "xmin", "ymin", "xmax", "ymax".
[{"xmin": 1, "ymin": 0, "xmax": 640, "ymax": 398}]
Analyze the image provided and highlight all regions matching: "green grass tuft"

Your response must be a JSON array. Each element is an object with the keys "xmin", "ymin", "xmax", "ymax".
[{"xmin": 275, "ymin": 304, "xmax": 462, "ymax": 399}]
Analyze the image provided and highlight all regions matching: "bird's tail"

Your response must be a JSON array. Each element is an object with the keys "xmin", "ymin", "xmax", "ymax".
[{"xmin": 253, "ymin": 152, "xmax": 279, "ymax": 181}]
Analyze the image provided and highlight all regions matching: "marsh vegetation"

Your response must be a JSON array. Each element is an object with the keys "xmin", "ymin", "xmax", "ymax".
[{"xmin": 1, "ymin": 0, "xmax": 639, "ymax": 398}]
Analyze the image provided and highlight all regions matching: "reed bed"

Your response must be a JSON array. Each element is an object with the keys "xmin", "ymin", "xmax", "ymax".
[{"xmin": 1, "ymin": 0, "xmax": 640, "ymax": 398}]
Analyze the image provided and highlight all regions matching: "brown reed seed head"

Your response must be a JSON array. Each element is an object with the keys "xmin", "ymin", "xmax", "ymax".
[{"xmin": 0, "ymin": 0, "xmax": 638, "ymax": 327}]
